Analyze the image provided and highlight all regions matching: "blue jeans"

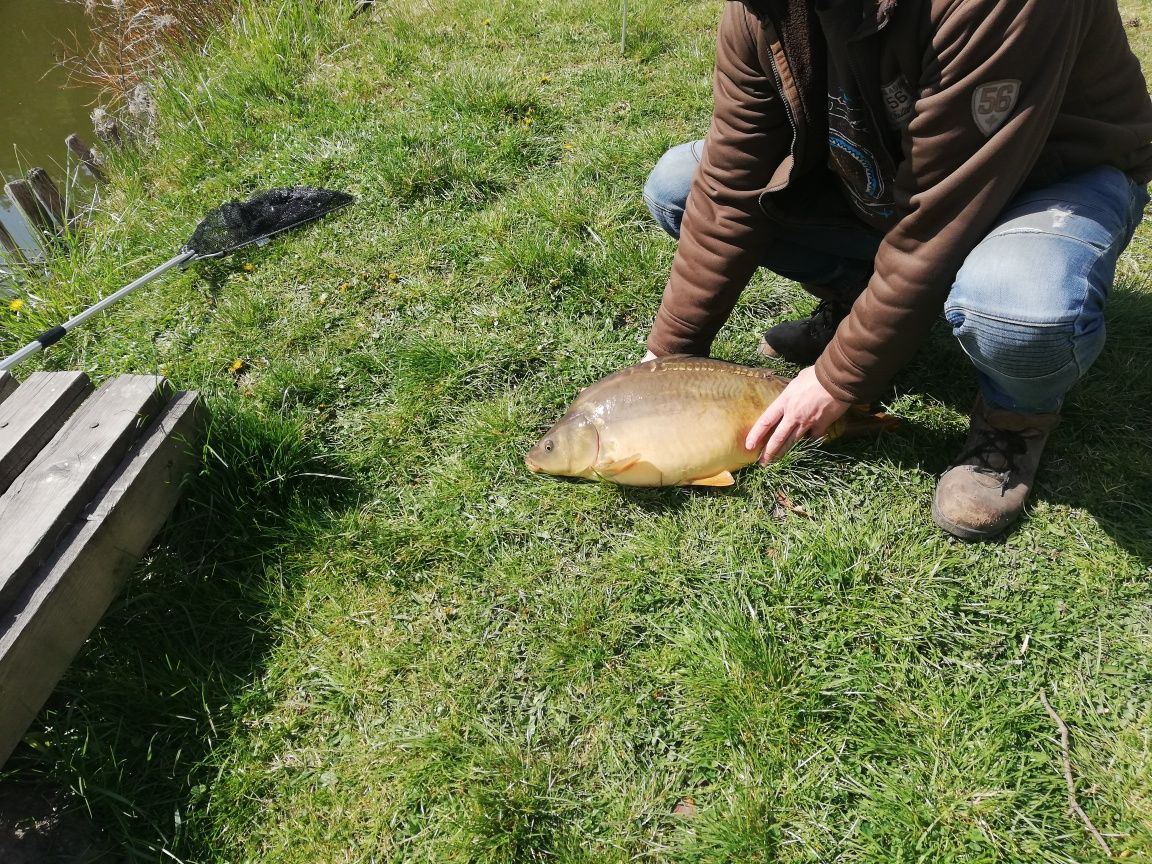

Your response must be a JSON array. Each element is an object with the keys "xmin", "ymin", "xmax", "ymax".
[{"xmin": 644, "ymin": 140, "xmax": 1150, "ymax": 412}]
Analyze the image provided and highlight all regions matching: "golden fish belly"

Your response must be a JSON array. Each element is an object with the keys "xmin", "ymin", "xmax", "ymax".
[{"xmin": 594, "ymin": 410, "xmax": 759, "ymax": 485}]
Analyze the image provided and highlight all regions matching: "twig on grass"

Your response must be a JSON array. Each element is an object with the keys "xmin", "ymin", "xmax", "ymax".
[{"xmin": 1038, "ymin": 689, "xmax": 1114, "ymax": 857}]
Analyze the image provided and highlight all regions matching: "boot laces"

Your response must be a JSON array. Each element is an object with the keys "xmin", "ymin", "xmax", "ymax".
[
  {"xmin": 958, "ymin": 428, "xmax": 1028, "ymax": 490},
  {"xmin": 806, "ymin": 299, "xmax": 849, "ymax": 337}
]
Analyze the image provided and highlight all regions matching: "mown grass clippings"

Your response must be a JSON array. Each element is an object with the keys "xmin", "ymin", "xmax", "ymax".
[{"xmin": 1, "ymin": 0, "xmax": 1150, "ymax": 862}]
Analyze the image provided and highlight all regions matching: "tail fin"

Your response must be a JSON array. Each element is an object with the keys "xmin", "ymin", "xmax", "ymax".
[{"xmin": 826, "ymin": 406, "xmax": 899, "ymax": 441}]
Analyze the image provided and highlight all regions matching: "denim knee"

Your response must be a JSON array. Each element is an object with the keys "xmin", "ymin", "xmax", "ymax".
[
  {"xmin": 945, "ymin": 249, "xmax": 1106, "ymax": 413},
  {"xmin": 944, "ymin": 306, "xmax": 1093, "ymax": 414},
  {"xmin": 944, "ymin": 166, "xmax": 1147, "ymax": 413},
  {"xmin": 643, "ymin": 140, "xmax": 703, "ymax": 239}
]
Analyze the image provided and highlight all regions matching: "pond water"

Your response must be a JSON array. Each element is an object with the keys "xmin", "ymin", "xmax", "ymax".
[{"xmin": 0, "ymin": 0, "xmax": 98, "ymax": 255}]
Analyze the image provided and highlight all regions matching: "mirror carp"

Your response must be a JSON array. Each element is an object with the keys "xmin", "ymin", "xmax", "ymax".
[{"xmin": 525, "ymin": 356, "xmax": 895, "ymax": 487}]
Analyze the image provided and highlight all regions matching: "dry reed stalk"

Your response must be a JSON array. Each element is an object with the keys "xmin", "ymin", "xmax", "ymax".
[{"xmin": 62, "ymin": 0, "xmax": 239, "ymax": 141}]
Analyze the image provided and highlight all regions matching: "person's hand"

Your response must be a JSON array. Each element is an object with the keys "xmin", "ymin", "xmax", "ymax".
[{"xmin": 745, "ymin": 366, "xmax": 850, "ymax": 463}]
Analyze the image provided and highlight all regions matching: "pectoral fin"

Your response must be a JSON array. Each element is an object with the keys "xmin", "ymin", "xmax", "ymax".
[
  {"xmin": 687, "ymin": 470, "xmax": 735, "ymax": 487},
  {"xmin": 595, "ymin": 454, "xmax": 641, "ymax": 478}
]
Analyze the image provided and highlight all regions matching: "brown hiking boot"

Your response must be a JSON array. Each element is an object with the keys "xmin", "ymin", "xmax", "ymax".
[{"xmin": 932, "ymin": 397, "xmax": 1061, "ymax": 540}]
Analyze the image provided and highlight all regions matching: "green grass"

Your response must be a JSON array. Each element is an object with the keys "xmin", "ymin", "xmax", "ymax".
[{"xmin": 3, "ymin": 1, "xmax": 1152, "ymax": 861}]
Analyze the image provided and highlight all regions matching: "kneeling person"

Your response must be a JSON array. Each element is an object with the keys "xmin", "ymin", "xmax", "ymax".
[{"xmin": 642, "ymin": 0, "xmax": 1152, "ymax": 539}]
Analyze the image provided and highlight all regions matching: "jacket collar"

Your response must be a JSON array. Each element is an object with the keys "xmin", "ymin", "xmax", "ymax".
[{"xmin": 747, "ymin": 0, "xmax": 897, "ymax": 28}]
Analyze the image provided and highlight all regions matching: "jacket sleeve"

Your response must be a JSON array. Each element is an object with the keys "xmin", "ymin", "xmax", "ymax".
[
  {"xmin": 646, "ymin": 1, "xmax": 794, "ymax": 357},
  {"xmin": 814, "ymin": 0, "xmax": 1088, "ymax": 404}
]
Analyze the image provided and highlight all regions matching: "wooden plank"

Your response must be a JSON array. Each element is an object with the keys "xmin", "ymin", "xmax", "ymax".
[
  {"xmin": 26, "ymin": 168, "xmax": 70, "ymax": 229},
  {"xmin": 0, "ymin": 375, "xmax": 170, "ymax": 612},
  {"xmin": 0, "ymin": 391, "xmax": 203, "ymax": 767},
  {"xmin": 0, "ymin": 372, "xmax": 92, "ymax": 496},
  {"xmin": 0, "ymin": 373, "xmax": 17, "ymax": 406},
  {"xmin": 3, "ymin": 180, "xmax": 53, "ymax": 236},
  {"xmin": 65, "ymin": 134, "xmax": 107, "ymax": 184}
]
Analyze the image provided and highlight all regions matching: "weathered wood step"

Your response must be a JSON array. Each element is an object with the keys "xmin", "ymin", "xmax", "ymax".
[
  {"xmin": 0, "ymin": 372, "xmax": 93, "ymax": 495},
  {"xmin": 0, "ymin": 373, "xmax": 17, "ymax": 404},
  {"xmin": 0, "ymin": 375, "xmax": 170, "ymax": 613},
  {"xmin": 0, "ymin": 374, "xmax": 204, "ymax": 766},
  {"xmin": 0, "ymin": 390, "xmax": 202, "ymax": 766}
]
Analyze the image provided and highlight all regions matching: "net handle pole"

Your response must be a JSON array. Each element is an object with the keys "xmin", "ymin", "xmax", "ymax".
[{"xmin": 0, "ymin": 249, "xmax": 197, "ymax": 373}]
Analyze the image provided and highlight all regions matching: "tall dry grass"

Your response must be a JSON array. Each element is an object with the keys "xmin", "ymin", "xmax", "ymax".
[{"xmin": 64, "ymin": 0, "xmax": 239, "ymax": 141}]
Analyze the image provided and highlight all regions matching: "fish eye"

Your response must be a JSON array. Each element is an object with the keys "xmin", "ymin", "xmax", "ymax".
[{"xmin": 543, "ymin": 439, "xmax": 554, "ymax": 452}]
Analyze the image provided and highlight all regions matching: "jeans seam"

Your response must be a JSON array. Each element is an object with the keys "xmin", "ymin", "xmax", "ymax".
[
  {"xmin": 944, "ymin": 307, "xmax": 1079, "ymax": 329},
  {"xmin": 997, "ymin": 196, "xmax": 1124, "ymax": 226},
  {"xmin": 974, "ymin": 361, "xmax": 1077, "ymax": 384},
  {"xmin": 643, "ymin": 193, "xmax": 679, "ymax": 219},
  {"xmin": 1068, "ymin": 250, "xmax": 1116, "ymax": 379},
  {"xmin": 986, "ymin": 226, "xmax": 1115, "ymax": 252}
]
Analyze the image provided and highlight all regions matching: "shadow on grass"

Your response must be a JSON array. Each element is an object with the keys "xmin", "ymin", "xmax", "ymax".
[
  {"xmin": 617, "ymin": 483, "xmax": 726, "ymax": 514},
  {"xmin": 0, "ymin": 400, "xmax": 363, "ymax": 861},
  {"xmin": 1032, "ymin": 284, "xmax": 1152, "ymax": 562}
]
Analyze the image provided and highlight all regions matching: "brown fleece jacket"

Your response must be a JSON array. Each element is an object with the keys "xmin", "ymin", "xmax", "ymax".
[{"xmin": 646, "ymin": 0, "xmax": 1152, "ymax": 404}]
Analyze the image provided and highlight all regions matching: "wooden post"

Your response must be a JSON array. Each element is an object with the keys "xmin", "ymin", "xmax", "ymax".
[
  {"xmin": 65, "ymin": 134, "xmax": 106, "ymax": 184},
  {"xmin": 0, "ymin": 220, "xmax": 25, "ymax": 265},
  {"xmin": 26, "ymin": 168, "xmax": 70, "ymax": 230},
  {"xmin": 4, "ymin": 180, "xmax": 53, "ymax": 236}
]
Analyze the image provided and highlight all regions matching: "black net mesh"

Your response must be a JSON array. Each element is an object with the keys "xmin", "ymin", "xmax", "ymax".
[{"xmin": 184, "ymin": 186, "xmax": 355, "ymax": 259}]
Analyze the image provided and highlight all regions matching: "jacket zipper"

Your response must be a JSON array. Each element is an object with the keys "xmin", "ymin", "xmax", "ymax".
[{"xmin": 763, "ymin": 35, "xmax": 799, "ymax": 193}]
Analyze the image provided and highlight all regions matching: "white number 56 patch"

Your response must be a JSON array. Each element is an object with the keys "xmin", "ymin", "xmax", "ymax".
[{"xmin": 972, "ymin": 80, "xmax": 1021, "ymax": 136}]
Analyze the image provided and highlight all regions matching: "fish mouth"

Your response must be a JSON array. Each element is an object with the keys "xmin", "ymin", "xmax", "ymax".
[{"xmin": 524, "ymin": 455, "xmax": 542, "ymax": 473}]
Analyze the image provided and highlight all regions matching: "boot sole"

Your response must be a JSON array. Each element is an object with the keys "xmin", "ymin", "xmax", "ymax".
[
  {"xmin": 756, "ymin": 336, "xmax": 819, "ymax": 365},
  {"xmin": 756, "ymin": 336, "xmax": 783, "ymax": 360}
]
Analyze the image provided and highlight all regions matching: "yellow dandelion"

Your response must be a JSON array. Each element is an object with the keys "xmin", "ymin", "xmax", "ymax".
[
  {"xmin": 229, "ymin": 358, "xmax": 247, "ymax": 375},
  {"xmin": 540, "ymin": 74, "xmax": 551, "ymax": 84},
  {"xmin": 242, "ymin": 262, "xmax": 254, "ymax": 273},
  {"xmin": 387, "ymin": 272, "xmax": 399, "ymax": 282},
  {"xmin": 8, "ymin": 298, "xmax": 23, "ymax": 313},
  {"xmin": 338, "ymin": 282, "xmax": 350, "ymax": 292}
]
